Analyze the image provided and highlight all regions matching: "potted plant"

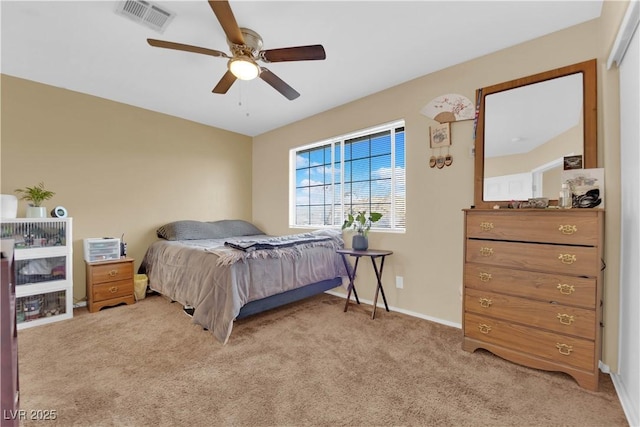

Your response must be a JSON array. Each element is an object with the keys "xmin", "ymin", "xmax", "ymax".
[
  {"xmin": 341, "ymin": 210, "xmax": 382, "ymax": 250},
  {"xmin": 14, "ymin": 182, "xmax": 55, "ymax": 218}
]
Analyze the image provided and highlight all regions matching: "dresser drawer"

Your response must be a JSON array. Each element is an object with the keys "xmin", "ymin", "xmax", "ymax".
[
  {"xmin": 89, "ymin": 261, "xmax": 134, "ymax": 284},
  {"xmin": 464, "ymin": 312, "xmax": 595, "ymax": 371},
  {"xmin": 92, "ymin": 280, "xmax": 134, "ymax": 302},
  {"xmin": 465, "ymin": 211, "xmax": 600, "ymax": 246},
  {"xmin": 465, "ymin": 288, "xmax": 596, "ymax": 339},
  {"xmin": 464, "ymin": 263, "xmax": 596, "ymax": 308},
  {"xmin": 466, "ymin": 239, "xmax": 600, "ymax": 276}
]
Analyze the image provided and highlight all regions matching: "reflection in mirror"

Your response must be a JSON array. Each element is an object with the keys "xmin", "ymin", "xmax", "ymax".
[
  {"xmin": 483, "ymin": 73, "xmax": 583, "ymax": 201},
  {"xmin": 473, "ymin": 59, "xmax": 597, "ymax": 209}
]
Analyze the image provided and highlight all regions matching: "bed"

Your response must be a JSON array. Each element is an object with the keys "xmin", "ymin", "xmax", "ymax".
[{"xmin": 139, "ymin": 220, "xmax": 348, "ymax": 343}]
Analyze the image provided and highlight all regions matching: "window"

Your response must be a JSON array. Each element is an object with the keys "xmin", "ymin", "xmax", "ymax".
[{"xmin": 290, "ymin": 120, "xmax": 405, "ymax": 231}]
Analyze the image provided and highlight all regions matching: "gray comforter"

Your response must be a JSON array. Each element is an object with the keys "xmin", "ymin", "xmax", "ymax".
[{"xmin": 140, "ymin": 229, "xmax": 347, "ymax": 343}]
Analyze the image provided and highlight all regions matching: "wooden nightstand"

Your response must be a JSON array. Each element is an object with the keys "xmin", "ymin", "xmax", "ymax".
[{"xmin": 86, "ymin": 258, "xmax": 135, "ymax": 313}]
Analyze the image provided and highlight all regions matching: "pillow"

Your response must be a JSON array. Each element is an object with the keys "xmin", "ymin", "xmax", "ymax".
[
  {"xmin": 157, "ymin": 220, "xmax": 264, "ymax": 241},
  {"xmin": 206, "ymin": 220, "xmax": 265, "ymax": 237}
]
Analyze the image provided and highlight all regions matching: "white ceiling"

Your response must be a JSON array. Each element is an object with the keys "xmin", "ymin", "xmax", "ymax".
[{"xmin": 1, "ymin": 1, "xmax": 603, "ymax": 137}]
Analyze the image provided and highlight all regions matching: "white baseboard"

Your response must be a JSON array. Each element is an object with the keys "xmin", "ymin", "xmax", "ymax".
[
  {"xmin": 325, "ymin": 290, "xmax": 462, "ymax": 329},
  {"xmin": 610, "ymin": 373, "xmax": 639, "ymax": 427},
  {"xmin": 73, "ymin": 301, "xmax": 87, "ymax": 308}
]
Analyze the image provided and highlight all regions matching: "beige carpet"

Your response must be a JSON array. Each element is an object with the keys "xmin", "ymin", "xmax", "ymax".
[{"xmin": 17, "ymin": 293, "xmax": 627, "ymax": 427}]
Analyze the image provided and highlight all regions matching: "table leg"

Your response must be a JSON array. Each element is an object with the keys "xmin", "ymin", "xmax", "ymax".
[
  {"xmin": 341, "ymin": 254, "xmax": 360, "ymax": 312},
  {"xmin": 370, "ymin": 255, "xmax": 390, "ymax": 319}
]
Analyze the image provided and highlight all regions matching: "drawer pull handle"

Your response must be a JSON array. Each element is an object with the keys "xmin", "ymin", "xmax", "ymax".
[
  {"xmin": 556, "ymin": 343, "xmax": 573, "ymax": 356},
  {"xmin": 478, "ymin": 298, "xmax": 492, "ymax": 308},
  {"xmin": 558, "ymin": 254, "xmax": 576, "ymax": 265},
  {"xmin": 479, "ymin": 222, "xmax": 494, "ymax": 232},
  {"xmin": 109, "ymin": 286, "xmax": 118, "ymax": 294},
  {"xmin": 557, "ymin": 313, "xmax": 575, "ymax": 325},
  {"xmin": 479, "ymin": 247, "xmax": 494, "ymax": 257},
  {"xmin": 557, "ymin": 283, "xmax": 575, "ymax": 295},
  {"xmin": 558, "ymin": 224, "xmax": 578, "ymax": 235},
  {"xmin": 109, "ymin": 269, "xmax": 118, "ymax": 277},
  {"xmin": 479, "ymin": 272, "xmax": 492, "ymax": 282},
  {"xmin": 478, "ymin": 324, "xmax": 492, "ymax": 334}
]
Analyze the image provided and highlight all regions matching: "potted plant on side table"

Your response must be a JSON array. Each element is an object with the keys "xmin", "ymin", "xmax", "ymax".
[
  {"xmin": 14, "ymin": 182, "xmax": 55, "ymax": 218},
  {"xmin": 342, "ymin": 210, "xmax": 382, "ymax": 251}
]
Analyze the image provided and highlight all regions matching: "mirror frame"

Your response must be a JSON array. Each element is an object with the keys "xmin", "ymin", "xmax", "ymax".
[{"xmin": 473, "ymin": 59, "xmax": 597, "ymax": 209}]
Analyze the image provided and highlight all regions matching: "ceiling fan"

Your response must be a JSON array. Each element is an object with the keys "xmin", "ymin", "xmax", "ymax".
[{"xmin": 147, "ymin": 0, "xmax": 326, "ymax": 100}]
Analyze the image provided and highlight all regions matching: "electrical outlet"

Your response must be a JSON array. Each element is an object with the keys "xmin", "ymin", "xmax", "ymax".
[
  {"xmin": 396, "ymin": 276, "xmax": 404, "ymax": 289},
  {"xmin": 469, "ymin": 146, "xmax": 475, "ymax": 157}
]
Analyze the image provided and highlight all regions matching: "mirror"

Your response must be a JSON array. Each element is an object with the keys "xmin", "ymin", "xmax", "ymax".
[{"xmin": 474, "ymin": 59, "xmax": 597, "ymax": 208}]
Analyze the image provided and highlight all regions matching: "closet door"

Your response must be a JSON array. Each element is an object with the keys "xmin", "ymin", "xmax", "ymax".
[{"xmin": 613, "ymin": 3, "xmax": 640, "ymax": 425}]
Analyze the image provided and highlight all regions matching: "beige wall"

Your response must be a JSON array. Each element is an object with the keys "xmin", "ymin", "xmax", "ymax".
[
  {"xmin": 253, "ymin": 2, "xmax": 627, "ymax": 370},
  {"xmin": 1, "ymin": 75, "xmax": 253, "ymax": 303}
]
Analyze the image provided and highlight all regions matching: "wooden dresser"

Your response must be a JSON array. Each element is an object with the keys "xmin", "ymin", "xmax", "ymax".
[
  {"xmin": 1, "ymin": 252, "xmax": 19, "ymax": 426},
  {"xmin": 86, "ymin": 258, "xmax": 135, "ymax": 313},
  {"xmin": 462, "ymin": 209, "xmax": 604, "ymax": 391}
]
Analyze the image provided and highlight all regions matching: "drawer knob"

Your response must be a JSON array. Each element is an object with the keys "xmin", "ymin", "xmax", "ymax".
[
  {"xmin": 478, "ymin": 298, "xmax": 492, "ymax": 308},
  {"xmin": 558, "ymin": 224, "xmax": 578, "ymax": 235},
  {"xmin": 478, "ymin": 324, "xmax": 492, "ymax": 334},
  {"xmin": 558, "ymin": 254, "xmax": 577, "ymax": 265},
  {"xmin": 109, "ymin": 286, "xmax": 118, "ymax": 293},
  {"xmin": 479, "ymin": 272, "xmax": 492, "ymax": 282},
  {"xmin": 479, "ymin": 247, "xmax": 494, "ymax": 257},
  {"xmin": 479, "ymin": 222, "xmax": 494, "ymax": 232},
  {"xmin": 557, "ymin": 313, "xmax": 575, "ymax": 325},
  {"xmin": 556, "ymin": 343, "xmax": 573, "ymax": 356},
  {"xmin": 557, "ymin": 283, "xmax": 575, "ymax": 295},
  {"xmin": 109, "ymin": 269, "xmax": 118, "ymax": 277}
]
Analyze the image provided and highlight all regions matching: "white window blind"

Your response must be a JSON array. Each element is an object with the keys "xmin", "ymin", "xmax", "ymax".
[{"xmin": 290, "ymin": 120, "xmax": 406, "ymax": 232}]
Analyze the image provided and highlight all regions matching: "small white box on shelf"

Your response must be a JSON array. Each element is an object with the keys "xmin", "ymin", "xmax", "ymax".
[{"xmin": 83, "ymin": 238, "xmax": 120, "ymax": 262}]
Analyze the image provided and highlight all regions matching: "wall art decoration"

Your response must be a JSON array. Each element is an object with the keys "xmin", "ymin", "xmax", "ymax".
[
  {"xmin": 430, "ymin": 122, "xmax": 451, "ymax": 149},
  {"xmin": 561, "ymin": 168, "xmax": 605, "ymax": 208},
  {"xmin": 428, "ymin": 123, "xmax": 453, "ymax": 169},
  {"xmin": 563, "ymin": 155, "xmax": 583, "ymax": 170},
  {"xmin": 421, "ymin": 93, "xmax": 475, "ymax": 123}
]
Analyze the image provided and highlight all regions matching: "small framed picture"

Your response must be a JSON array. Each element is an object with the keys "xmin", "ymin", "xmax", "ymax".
[
  {"xmin": 563, "ymin": 155, "xmax": 583, "ymax": 170},
  {"xmin": 430, "ymin": 123, "xmax": 451, "ymax": 149}
]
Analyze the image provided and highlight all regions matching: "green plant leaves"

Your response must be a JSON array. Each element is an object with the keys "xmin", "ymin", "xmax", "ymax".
[
  {"xmin": 341, "ymin": 210, "xmax": 383, "ymax": 236},
  {"xmin": 14, "ymin": 182, "xmax": 55, "ymax": 207}
]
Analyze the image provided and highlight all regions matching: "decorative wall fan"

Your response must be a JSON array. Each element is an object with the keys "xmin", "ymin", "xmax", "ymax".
[{"xmin": 147, "ymin": 0, "xmax": 326, "ymax": 100}]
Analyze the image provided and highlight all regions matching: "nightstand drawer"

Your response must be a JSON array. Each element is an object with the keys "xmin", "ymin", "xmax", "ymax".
[
  {"xmin": 93, "ymin": 280, "xmax": 134, "ymax": 302},
  {"xmin": 86, "ymin": 258, "xmax": 135, "ymax": 313},
  {"xmin": 89, "ymin": 261, "xmax": 133, "ymax": 284}
]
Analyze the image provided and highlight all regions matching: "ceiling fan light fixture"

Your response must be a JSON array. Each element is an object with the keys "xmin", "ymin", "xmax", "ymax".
[{"xmin": 229, "ymin": 56, "xmax": 260, "ymax": 80}]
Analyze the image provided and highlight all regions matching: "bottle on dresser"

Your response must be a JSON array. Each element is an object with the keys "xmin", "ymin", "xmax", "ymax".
[{"xmin": 559, "ymin": 183, "xmax": 572, "ymax": 208}]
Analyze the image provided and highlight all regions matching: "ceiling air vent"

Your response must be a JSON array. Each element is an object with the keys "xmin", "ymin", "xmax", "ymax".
[{"xmin": 115, "ymin": 0, "xmax": 175, "ymax": 33}]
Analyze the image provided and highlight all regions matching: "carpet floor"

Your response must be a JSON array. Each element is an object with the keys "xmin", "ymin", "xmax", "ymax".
[{"xmin": 16, "ymin": 293, "xmax": 628, "ymax": 426}]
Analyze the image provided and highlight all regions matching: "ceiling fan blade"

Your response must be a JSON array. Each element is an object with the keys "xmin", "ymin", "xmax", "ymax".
[
  {"xmin": 212, "ymin": 70, "xmax": 237, "ymax": 94},
  {"xmin": 260, "ymin": 45, "xmax": 326, "ymax": 63},
  {"xmin": 208, "ymin": 1, "xmax": 244, "ymax": 45},
  {"xmin": 147, "ymin": 39, "xmax": 229, "ymax": 58},
  {"xmin": 260, "ymin": 68, "xmax": 300, "ymax": 100}
]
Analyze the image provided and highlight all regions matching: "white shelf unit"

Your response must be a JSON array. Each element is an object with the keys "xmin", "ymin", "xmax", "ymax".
[{"xmin": 0, "ymin": 218, "xmax": 73, "ymax": 329}]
